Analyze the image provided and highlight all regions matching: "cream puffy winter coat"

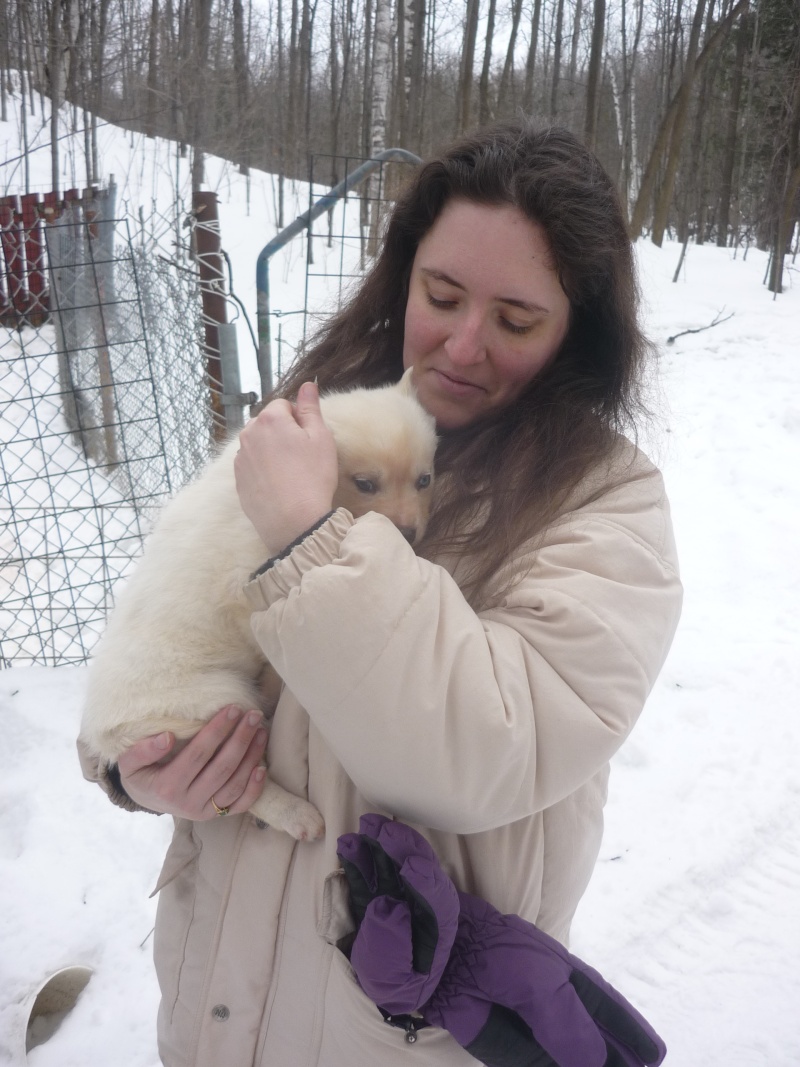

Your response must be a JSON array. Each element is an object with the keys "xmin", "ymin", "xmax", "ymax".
[{"xmin": 80, "ymin": 439, "xmax": 682, "ymax": 1067}]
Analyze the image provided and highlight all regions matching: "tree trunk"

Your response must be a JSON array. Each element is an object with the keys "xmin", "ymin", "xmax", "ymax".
[
  {"xmin": 147, "ymin": 0, "xmax": 160, "ymax": 138},
  {"xmin": 768, "ymin": 46, "xmax": 800, "ymax": 294},
  {"xmin": 584, "ymin": 0, "xmax": 606, "ymax": 150},
  {"xmin": 233, "ymin": 0, "xmax": 250, "ymax": 171},
  {"xmin": 569, "ymin": 0, "xmax": 583, "ymax": 82},
  {"xmin": 523, "ymin": 0, "xmax": 544, "ymax": 113},
  {"xmin": 361, "ymin": 0, "xmax": 373, "ymax": 160},
  {"xmin": 48, "ymin": 0, "xmax": 63, "ymax": 193},
  {"xmin": 497, "ymin": 0, "xmax": 523, "ymax": 115},
  {"xmin": 299, "ymin": 0, "xmax": 315, "ymax": 166},
  {"xmin": 367, "ymin": 0, "xmax": 391, "ymax": 254},
  {"xmin": 550, "ymin": 0, "xmax": 565, "ymax": 118},
  {"xmin": 479, "ymin": 0, "xmax": 497, "ymax": 125},
  {"xmin": 717, "ymin": 8, "xmax": 749, "ymax": 246},
  {"xmin": 288, "ymin": 0, "xmax": 300, "ymax": 169},
  {"xmin": 370, "ymin": 0, "xmax": 391, "ymax": 158},
  {"xmin": 407, "ymin": 0, "xmax": 426, "ymax": 143},
  {"xmin": 277, "ymin": 0, "xmax": 286, "ymax": 224},
  {"xmin": 395, "ymin": 0, "xmax": 411, "ymax": 144},
  {"xmin": 622, "ymin": 0, "xmax": 645, "ymax": 212},
  {"xmin": 190, "ymin": 0, "xmax": 213, "ymax": 190},
  {"xmin": 458, "ymin": 0, "xmax": 480, "ymax": 133},
  {"xmin": 650, "ymin": 0, "xmax": 708, "ymax": 246}
]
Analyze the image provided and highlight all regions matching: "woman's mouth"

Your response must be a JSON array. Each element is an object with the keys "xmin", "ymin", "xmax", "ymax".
[{"xmin": 432, "ymin": 369, "xmax": 486, "ymax": 398}]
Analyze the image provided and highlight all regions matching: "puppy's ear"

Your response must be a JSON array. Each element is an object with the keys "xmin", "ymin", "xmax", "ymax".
[{"xmin": 397, "ymin": 366, "xmax": 416, "ymax": 396}]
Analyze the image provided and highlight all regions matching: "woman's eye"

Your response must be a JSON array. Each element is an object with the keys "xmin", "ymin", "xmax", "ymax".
[
  {"xmin": 426, "ymin": 292, "xmax": 456, "ymax": 309},
  {"xmin": 416, "ymin": 473, "xmax": 431, "ymax": 490},
  {"xmin": 353, "ymin": 477, "xmax": 377, "ymax": 494},
  {"xmin": 500, "ymin": 318, "xmax": 534, "ymax": 335}
]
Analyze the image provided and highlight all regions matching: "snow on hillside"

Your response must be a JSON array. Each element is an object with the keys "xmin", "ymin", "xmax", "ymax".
[{"xmin": 2, "ymin": 90, "xmax": 800, "ymax": 1066}]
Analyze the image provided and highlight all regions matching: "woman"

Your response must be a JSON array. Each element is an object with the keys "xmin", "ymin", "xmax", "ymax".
[{"xmin": 86, "ymin": 123, "xmax": 682, "ymax": 1066}]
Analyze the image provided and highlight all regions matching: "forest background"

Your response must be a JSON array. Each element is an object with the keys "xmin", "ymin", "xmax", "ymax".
[{"xmin": 1, "ymin": 0, "xmax": 799, "ymax": 294}]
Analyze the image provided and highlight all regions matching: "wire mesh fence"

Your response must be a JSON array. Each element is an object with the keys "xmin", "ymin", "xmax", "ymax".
[
  {"xmin": 1, "ymin": 187, "xmax": 213, "ymax": 666},
  {"xmin": 2, "ymin": 152, "xmax": 418, "ymax": 669}
]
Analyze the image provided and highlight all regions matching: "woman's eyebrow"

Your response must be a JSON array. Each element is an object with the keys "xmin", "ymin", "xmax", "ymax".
[{"xmin": 419, "ymin": 267, "xmax": 550, "ymax": 315}]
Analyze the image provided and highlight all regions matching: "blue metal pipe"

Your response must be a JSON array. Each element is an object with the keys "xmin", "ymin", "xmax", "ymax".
[{"xmin": 256, "ymin": 148, "xmax": 421, "ymax": 399}]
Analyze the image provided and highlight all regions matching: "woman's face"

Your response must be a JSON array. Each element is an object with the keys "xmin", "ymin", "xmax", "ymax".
[{"xmin": 402, "ymin": 199, "xmax": 571, "ymax": 431}]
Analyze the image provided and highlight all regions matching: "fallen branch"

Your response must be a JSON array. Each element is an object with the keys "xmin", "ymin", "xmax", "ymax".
[{"xmin": 667, "ymin": 309, "xmax": 735, "ymax": 345}]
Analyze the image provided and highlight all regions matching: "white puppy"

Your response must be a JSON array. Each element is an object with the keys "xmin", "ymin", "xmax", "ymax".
[{"xmin": 80, "ymin": 372, "xmax": 437, "ymax": 839}]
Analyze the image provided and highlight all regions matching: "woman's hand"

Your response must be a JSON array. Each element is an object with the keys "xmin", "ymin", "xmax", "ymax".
[
  {"xmin": 234, "ymin": 380, "xmax": 339, "ymax": 553},
  {"xmin": 117, "ymin": 705, "xmax": 268, "ymax": 820}
]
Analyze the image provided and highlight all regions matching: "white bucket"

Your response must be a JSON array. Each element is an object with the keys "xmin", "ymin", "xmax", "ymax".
[{"xmin": 9, "ymin": 965, "xmax": 93, "ymax": 1063}]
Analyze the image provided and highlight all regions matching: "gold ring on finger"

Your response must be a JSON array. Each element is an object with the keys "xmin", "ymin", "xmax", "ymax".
[{"xmin": 211, "ymin": 795, "xmax": 229, "ymax": 817}]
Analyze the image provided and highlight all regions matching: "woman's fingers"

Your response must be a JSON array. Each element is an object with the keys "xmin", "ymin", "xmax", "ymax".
[
  {"xmin": 117, "ymin": 706, "xmax": 268, "ymax": 820},
  {"xmin": 190, "ymin": 712, "xmax": 269, "ymax": 814},
  {"xmin": 234, "ymin": 381, "xmax": 338, "ymax": 551},
  {"xmin": 118, "ymin": 729, "xmax": 175, "ymax": 777},
  {"xmin": 217, "ymin": 762, "xmax": 268, "ymax": 818},
  {"xmin": 171, "ymin": 705, "xmax": 249, "ymax": 780}
]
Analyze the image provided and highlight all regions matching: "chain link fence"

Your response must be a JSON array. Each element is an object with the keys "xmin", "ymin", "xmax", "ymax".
[
  {"xmin": 2, "ymin": 153, "xmax": 418, "ymax": 669},
  {"xmin": 1, "ymin": 187, "xmax": 213, "ymax": 666}
]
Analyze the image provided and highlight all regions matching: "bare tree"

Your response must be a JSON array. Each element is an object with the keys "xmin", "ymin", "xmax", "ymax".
[
  {"xmin": 650, "ymin": 0, "xmax": 708, "ymax": 245},
  {"xmin": 550, "ymin": 0, "xmax": 565, "ymax": 117},
  {"xmin": 232, "ymin": 0, "xmax": 250, "ymax": 172},
  {"xmin": 458, "ymin": 0, "xmax": 480, "ymax": 132},
  {"xmin": 524, "ymin": 0, "xmax": 545, "ymax": 113},
  {"xmin": 629, "ymin": 0, "xmax": 748, "ymax": 239},
  {"xmin": 146, "ymin": 0, "xmax": 159, "ymax": 138},
  {"xmin": 497, "ymin": 0, "xmax": 524, "ymax": 115},
  {"xmin": 715, "ymin": 9, "xmax": 748, "ymax": 244},
  {"xmin": 479, "ymin": 0, "xmax": 497, "ymax": 125},
  {"xmin": 584, "ymin": 0, "xmax": 606, "ymax": 149}
]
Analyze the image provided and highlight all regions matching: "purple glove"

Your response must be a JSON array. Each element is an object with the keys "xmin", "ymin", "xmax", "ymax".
[
  {"xmin": 337, "ymin": 815, "xmax": 666, "ymax": 1067},
  {"xmin": 337, "ymin": 812, "xmax": 460, "ymax": 1014}
]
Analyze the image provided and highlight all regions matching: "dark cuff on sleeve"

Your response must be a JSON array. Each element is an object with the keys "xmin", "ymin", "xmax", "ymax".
[{"xmin": 250, "ymin": 511, "xmax": 336, "ymax": 580}]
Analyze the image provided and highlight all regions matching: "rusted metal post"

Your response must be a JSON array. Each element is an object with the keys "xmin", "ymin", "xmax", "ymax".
[{"xmin": 192, "ymin": 190, "xmax": 252, "ymax": 438}]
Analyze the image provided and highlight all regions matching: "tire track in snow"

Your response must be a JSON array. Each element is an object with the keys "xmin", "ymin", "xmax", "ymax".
[{"xmin": 601, "ymin": 785, "xmax": 800, "ymax": 1066}]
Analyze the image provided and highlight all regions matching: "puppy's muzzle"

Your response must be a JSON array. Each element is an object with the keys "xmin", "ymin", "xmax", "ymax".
[{"xmin": 397, "ymin": 525, "xmax": 418, "ymax": 545}]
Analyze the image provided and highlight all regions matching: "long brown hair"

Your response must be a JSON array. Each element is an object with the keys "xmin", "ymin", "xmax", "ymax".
[{"xmin": 277, "ymin": 123, "xmax": 653, "ymax": 605}]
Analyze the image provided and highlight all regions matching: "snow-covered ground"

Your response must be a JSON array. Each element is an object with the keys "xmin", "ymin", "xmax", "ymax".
[{"xmin": 2, "ymin": 88, "xmax": 800, "ymax": 1065}]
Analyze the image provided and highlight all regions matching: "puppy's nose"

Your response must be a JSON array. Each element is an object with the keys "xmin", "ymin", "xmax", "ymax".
[{"xmin": 397, "ymin": 525, "xmax": 417, "ymax": 545}]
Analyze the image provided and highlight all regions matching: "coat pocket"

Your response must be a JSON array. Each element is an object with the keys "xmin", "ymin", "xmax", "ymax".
[{"xmin": 316, "ymin": 868, "xmax": 356, "ymax": 948}]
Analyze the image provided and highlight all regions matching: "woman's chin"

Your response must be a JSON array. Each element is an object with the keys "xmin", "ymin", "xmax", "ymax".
[{"xmin": 415, "ymin": 377, "xmax": 488, "ymax": 431}]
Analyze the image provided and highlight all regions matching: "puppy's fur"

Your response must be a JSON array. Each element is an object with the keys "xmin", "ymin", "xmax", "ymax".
[{"xmin": 80, "ymin": 372, "xmax": 437, "ymax": 839}]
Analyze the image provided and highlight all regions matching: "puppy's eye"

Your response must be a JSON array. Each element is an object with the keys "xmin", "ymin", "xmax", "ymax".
[
  {"xmin": 416, "ymin": 473, "xmax": 432, "ymax": 490},
  {"xmin": 353, "ymin": 477, "xmax": 377, "ymax": 494}
]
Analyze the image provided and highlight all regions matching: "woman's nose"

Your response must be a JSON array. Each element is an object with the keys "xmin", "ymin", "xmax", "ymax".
[{"xmin": 443, "ymin": 315, "xmax": 487, "ymax": 366}]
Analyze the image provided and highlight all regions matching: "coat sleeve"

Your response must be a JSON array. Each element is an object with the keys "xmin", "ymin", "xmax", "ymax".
[
  {"xmin": 243, "ymin": 464, "xmax": 682, "ymax": 835},
  {"xmin": 76, "ymin": 737, "xmax": 153, "ymax": 813}
]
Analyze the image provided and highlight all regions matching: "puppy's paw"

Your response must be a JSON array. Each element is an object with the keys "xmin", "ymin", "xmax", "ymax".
[
  {"xmin": 282, "ymin": 799, "xmax": 326, "ymax": 841},
  {"xmin": 249, "ymin": 786, "xmax": 325, "ymax": 841}
]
